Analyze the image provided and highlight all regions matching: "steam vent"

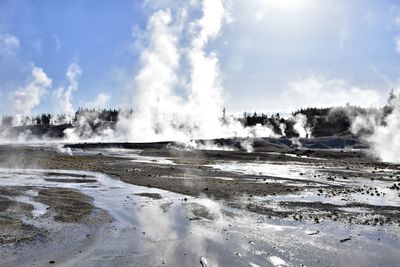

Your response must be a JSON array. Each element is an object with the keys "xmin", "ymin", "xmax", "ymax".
[{"xmin": 0, "ymin": 0, "xmax": 399, "ymax": 266}]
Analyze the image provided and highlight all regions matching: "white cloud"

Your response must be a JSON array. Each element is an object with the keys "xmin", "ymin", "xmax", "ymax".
[
  {"xmin": 338, "ymin": 22, "xmax": 349, "ymax": 48},
  {"xmin": 392, "ymin": 7, "xmax": 400, "ymax": 54},
  {"xmin": 281, "ymin": 74, "xmax": 384, "ymax": 109},
  {"xmin": 368, "ymin": 64, "xmax": 395, "ymax": 87},
  {"xmin": 54, "ymin": 35, "xmax": 61, "ymax": 52},
  {"xmin": 396, "ymin": 36, "xmax": 400, "ymax": 54},
  {"xmin": 84, "ymin": 93, "xmax": 110, "ymax": 109},
  {"xmin": 393, "ymin": 7, "xmax": 400, "ymax": 27},
  {"xmin": 0, "ymin": 33, "xmax": 20, "ymax": 55},
  {"xmin": 13, "ymin": 67, "xmax": 52, "ymax": 118}
]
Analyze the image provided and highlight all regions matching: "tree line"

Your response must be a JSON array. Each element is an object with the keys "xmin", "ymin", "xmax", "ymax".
[
  {"xmin": 241, "ymin": 89, "xmax": 399, "ymax": 137},
  {"xmin": 1, "ymin": 108, "xmax": 121, "ymax": 127},
  {"xmin": 1, "ymin": 90, "xmax": 398, "ymax": 138}
]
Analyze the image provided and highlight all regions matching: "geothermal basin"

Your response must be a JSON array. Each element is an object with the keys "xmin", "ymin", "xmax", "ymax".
[{"xmin": 0, "ymin": 139, "xmax": 399, "ymax": 266}]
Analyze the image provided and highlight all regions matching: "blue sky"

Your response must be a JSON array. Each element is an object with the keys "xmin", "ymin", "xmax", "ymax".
[{"xmin": 1, "ymin": 0, "xmax": 400, "ymax": 115}]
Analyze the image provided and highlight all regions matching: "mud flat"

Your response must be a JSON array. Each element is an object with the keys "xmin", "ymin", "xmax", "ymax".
[{"xmin": 0, "ymin": 139, "xmax": 399, "ymax": 266}]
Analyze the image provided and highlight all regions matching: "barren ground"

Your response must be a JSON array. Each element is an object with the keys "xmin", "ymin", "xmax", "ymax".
[{"xmin": 0, "ymin": 140, "xmax": 399, "ymax": 266}]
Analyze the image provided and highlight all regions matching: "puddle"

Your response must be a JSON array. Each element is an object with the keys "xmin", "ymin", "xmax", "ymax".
[
  {"xmin": 44, "ymin": 178, "xmax": 97, "ymax": 183},
  {"xmin": 267, "ymin": 152, "xmax": 327, "ymax": 161},
  {"xmin": 73, "ymin": 148, "xmax": 176, "ymax": 165},
  {"xmin": 268, "ymin": 255, "xmax": 288, "ymax": 266},
  {"xmin": 6, "ymin": 189, "xmax": 49, "ymax": 218},
  {"xmin": 67, "ymin": 148, "xmax": 400, "ymax": 208},
  {"xmin": 209, "ymin": 161, "xmax": 328, "ymax": 182},
  {"xmin": 209, "ymin": 161, "xmax": 400, "ymax": 208}
]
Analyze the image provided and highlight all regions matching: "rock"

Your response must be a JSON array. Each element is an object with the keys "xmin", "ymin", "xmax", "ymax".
[{"xmin": 200, "ymin": 256, "xmax": 208, "ymax": 267}]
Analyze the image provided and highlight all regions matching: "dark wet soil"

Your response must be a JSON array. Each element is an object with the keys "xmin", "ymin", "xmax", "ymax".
[
  {"xmin": 0, "ymin": 188, "xmax": 45, "ymax": 245},
  {"xmin": 44, "ymin": 178, "xmax": 97, "ymax": 183},
  {"xmin": 34, "ymin": 188, "xmax": 93, "ymax": 223},
  {"xmin": 0, "ymin": 186, "xmax": 101, "ymax": 246},
  {"xmin": 135, "ymin": 192, "xmax": 163, "ymax": 199}
]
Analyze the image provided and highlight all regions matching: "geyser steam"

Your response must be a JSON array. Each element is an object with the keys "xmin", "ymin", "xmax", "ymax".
[
  {"xmin": 12, "ymin": 67, "xmax": 52, "ymax": 125},
  {"xmin": 352, "ymin": 96, "xmax": 400, "ymax": 163},
  {"xmin": 52, "ymin": 62, "xmax": 82, "ymax": 123},
  {"xmin": 117, "ymin": 0, "xmax": 276, "ymax": 142},
  {"xmin": 0, "ymin": 0, "xmax": 305, "ymax": 145}
]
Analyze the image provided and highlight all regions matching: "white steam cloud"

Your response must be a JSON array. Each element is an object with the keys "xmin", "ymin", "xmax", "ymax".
[
  {"xmin": 352, "ymin": 96, "xmax": 400, "ymax": 163},
  {"xmin": 1, "ymin": 0, "xmax": 307, "ymax": 146},
  {"xmin": 282, "ymin": 75, "xmax": 383, "ymax": 109},
  {"xmin": 84, "ymin": 93, "xmax": 111, "ymax": 109},
  {"xmin": 293, "ymin": 114, "xmax": 311, "ymax": 138},
  {"xmin": 52, "ymin": 62, "xmax": 82, "ymax": 123},
  {"xmin": 117, "ymin": 8, "xmax": 182, "ymax": 141},
  {"xmin": 12, "ymin": 66, "xmax": 52, "ymax": 125},
  {"xmin": 117, "ymin": 0, "xmax": 277, "ymax": 143}
]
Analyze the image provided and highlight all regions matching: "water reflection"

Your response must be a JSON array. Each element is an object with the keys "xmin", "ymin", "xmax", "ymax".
[{"xmin": 0, "ymin": 169, "xmax": 399, "ymax": 267}]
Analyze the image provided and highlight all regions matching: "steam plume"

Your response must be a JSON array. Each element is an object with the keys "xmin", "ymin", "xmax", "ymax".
[
  {"xmin": 117, "ymin": 0, "xmax": 277, "ymax": 143},
  {"xmin": 84, "ymin": 93, "xmax": 111, "ymax": 109},
  {"xmin": 293, "ymin": 114, "xmax": 311, "ymax": 138},
  {"xmin": 352, "ymin": 97, "xmax": 400, "ymax": 163},
  {"xmin": 12, "ymin": 66, "xmax": 52, "ymax": 125},
  {"xmin": 117, "ymin": 8, "xmax": 182, "ymax": 141},
  {"xmin": 52, "ymin": 62, "xmax": 82, "ymax": 123}
]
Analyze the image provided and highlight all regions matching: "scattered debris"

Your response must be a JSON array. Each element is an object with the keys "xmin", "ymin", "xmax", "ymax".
[
  {"xmin": 308, "ymin": 230, "xmax": 320, "ymax": 236},
  {"xmin": 235, "ymin": 252, "xmax": 243, "ymax": 258},
  {"xmin": 340, "ymin": 236, "xmax": 352, "ymax": 243},
  {"xmin": 200, "ymin": 256, "xmax": 208, "ymax": 267}
]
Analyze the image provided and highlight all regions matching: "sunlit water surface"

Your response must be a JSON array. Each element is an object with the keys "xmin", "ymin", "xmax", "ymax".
[{"xmin": 0, "ymin": 168, "xmax": 399, "ymax": 267}]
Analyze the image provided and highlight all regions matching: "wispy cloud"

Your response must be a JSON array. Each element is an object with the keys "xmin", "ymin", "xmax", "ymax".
[
  {"xmin": 392, "ymin": 6, "xmax": 400, "ymax": 54},
  {"xmin": 394, "ymin": 9, "xmax": 400, "ymax": 27},
  {"xmin": 33, "ymin": 39, "xmax": 43, "ymax": 54},
  {"xmin": 364, "ymin": 10, "xmax": 378, "ymax": 25},
  {"xmin": 338, "ymin": 22, "xmax": 349, "ymax": 48},
  {"xmin": 84, "ymin": 93, "xmax": 111, "ymax": 109},
  {"xmin": 369, "ymin": 64, "xmax": 396, "ymax": 88},
  {"xmin": 281, "ymin": 74, "xmax": 383, "ymax": 109},
  {"xmin": 396, "ymin": 36, "xmax": 400, "ymax": 54},
  {"xmin": 54, "ymin": 35, "xmax": 61, "ymax": 53},
  {"xmin": 0, "ymin": 33, "xmax": 20, "ymax": 55}
]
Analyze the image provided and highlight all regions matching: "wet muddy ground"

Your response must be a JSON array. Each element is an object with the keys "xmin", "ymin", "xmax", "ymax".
[{"xmin": 0, "ymin": 141, "xmax": 399, "ymax": 266}]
